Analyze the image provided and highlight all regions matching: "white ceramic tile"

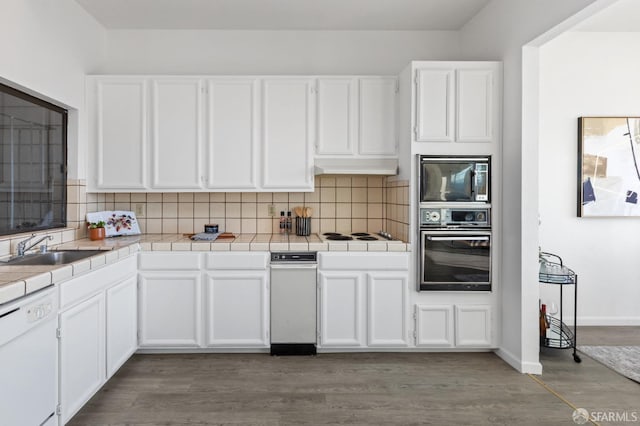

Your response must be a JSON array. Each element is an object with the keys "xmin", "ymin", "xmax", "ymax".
[
  {"xmin": 172, "ymin": 242, "xmax": 192, "ymax": 251},
  {"xmin": 152, "ymin": 242, "xmax": 172, "ymax": 251},
  {"xmin": 211, "ymin": 242, "xmax": 231, "ymax": 251},
  {"xmin": 25, "ymin": 272, "xmax": 52, "ymax": 293},
  {"xmin": 90, "ymin": 254, "xmax": 107, "ymax": 268},
  {"xmin": 328, "ymin": 242, "xmax": 348, "ymax": 251},
  {"xmin": 51, "ymin": 265, "xmax": 73, "ymax": 282},
  {"xmin": 104, "ymin": 251, "xmax": 119, "ymax": 264},
  {"xmin": 0, "ymin": 281, "xmax": 25, "ymax": 304},
  {"xmin": 72, "ymin": 259, "xmax": 91, "ymax": 274},
  {"xmin": 347, "ymin": 242, "xmax": 368, "ymax": 251},
  {"xmin": 191, "ymin": 242, "xmax": 212, "ymax": 251}
]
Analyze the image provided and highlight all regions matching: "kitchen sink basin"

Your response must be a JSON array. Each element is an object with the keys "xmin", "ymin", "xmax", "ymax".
[{"xmin": 2, "ymin": 250, "xmax": 100, "ymax": 266}]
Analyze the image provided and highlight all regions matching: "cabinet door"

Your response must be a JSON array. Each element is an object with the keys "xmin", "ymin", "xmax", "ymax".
[
  {"xmin": 318, "ymin": 272, "xmax": 364, "ymax": 347},
  {"xmin": 414, "ymin": 69, "xmax": 454, "ymax": 142},
  {"xmin": 206, "ymin": 78, "xmax": 258, "ymax": 190},
  {"xmin": 151, "ymin": 78, "xmax": 203, "ymax": 189},
  {"xmin": 366, "ymin": 272, "xmax": 409, "ymax": 347},
  {"xmin": 138, "ymin": 272, "xmax": 202, "ymax": 347},
  {"xmin": 456, "ymin": 69, "xmax": 494, "ymax": 142},
  {"xmin": 204, "ymin": 271, "xmax": 269, "ymax": 347},
  {"xmin": 91, "ymin": 77, "xmax": 147, "ymax": 190},
  {"xmin": 316, "ymin": 78, "xmax": 356, "ymax": 156},
  {"xmin": 261, "ymin": 78, "xmax": 314, "ymax": 191},
  {"xmin": 358, "ymin": 77, "xmax": 397, "ymax": 155},
  {"xmin": 106, "ymin": 276, "xmax": 137, "ymax": 378},
  {"xmin": 415, "ymin": 305, "xmax": 454, "ymax": 348},
  {"xmin": 59, "ymin": 293, "xmax": 105, "ymax": 424},
  {"xmin": 454, "ymin": 305, "xmax": 492, "ymax": 347}
]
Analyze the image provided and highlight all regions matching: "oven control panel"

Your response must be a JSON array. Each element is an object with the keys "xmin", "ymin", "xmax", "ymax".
[{"xmin": 420, "ymin": 207, "xmax": 490, "ymax": 228}]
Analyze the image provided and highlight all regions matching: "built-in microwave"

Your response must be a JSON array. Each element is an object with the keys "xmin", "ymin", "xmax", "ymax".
[{"xmin": 419, "ymin": 155, "xmax": 490, "ymax": 204}]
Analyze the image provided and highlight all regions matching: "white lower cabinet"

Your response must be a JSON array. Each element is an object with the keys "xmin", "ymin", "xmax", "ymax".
[
  {"xmin": 137, "ymin": 252, "xmax": 269, "ymax": 349},
  {"xmin": 319, "ymin": 272, "xmax": 364, "ymax": 347},
  {"xmin": 454, "ymin": 305, "xmax": 492, "ymax": 347},
  {"xmin": 138, "ymin": 272, "xmax": 202, "ymax": 347},
  {"xmin": 105, "ymin": 276, "xmax": 138, "ymax": 378},
  {"xmin": 367, "ymin": 272, "xmax": 409, "ymax": 347},
  {"xmin": 204, "ymin": 252, "xmax": 269, "ymax": 348},
  {"xmin": 318, "ymin": 252, "xmax": 410, "ymax": 349},
  {"xmin": 59, "ymin": 293, "xmax": 105, "ymax": 425},
  {"xmin": 204, "ymin": 271, "xmax": 269, "ymax": 347},
  {"xmin": 57, "ymin": 255, "xmax": 137, "ymax": 425},
  {"xmin": 414, "ymin": 304, "xmax": 492, "ymax": 348}
]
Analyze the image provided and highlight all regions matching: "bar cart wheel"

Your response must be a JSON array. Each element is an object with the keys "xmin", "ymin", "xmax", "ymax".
[{"xmin": 539, "ymin": 251, "xmax": 580, "ymax": 363}]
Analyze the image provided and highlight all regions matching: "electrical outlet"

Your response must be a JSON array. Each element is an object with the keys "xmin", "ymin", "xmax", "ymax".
[
  {"xmin": 268, "ymin": 204, "xmax": 276, "ymax": 217},
  {"xmin": 134, "ymin": 203, "xmax": 146, "ymax": 217}
]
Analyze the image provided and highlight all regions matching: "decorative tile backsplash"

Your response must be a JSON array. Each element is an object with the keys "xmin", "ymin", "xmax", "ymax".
[
  {"xmin": 81, "ymin": 175, "xmax": 409, "ymax": 240},
  {"xmin": 0, "ymin": 175, "xmax": 410, "ymax": 256}
]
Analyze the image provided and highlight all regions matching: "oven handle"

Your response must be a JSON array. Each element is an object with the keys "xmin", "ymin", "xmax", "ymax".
[{"xmin": 426, "ymin": 236, "xmax": 490, "ymax": 241}]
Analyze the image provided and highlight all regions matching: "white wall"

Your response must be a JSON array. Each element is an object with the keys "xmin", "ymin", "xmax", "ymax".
[
  {"xmin": 458, "ymin": 0, "xmax": 599, "ymax": 373},
  {"xmin": 539, "ymin": 31, "xmax": 640, "ymax": 325},
  {"xmin": 100, "ymin": 30, "xmax": 460, "ymax": 75},
  {"xmin": 0, "ymin": 0, "xmax": 106, "ymax": 179}
]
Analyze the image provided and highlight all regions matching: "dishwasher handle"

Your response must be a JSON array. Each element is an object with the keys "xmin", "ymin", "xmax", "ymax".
[{"xmin": 270, "ymin": 263, "xmax": 318, "ymax": 270}]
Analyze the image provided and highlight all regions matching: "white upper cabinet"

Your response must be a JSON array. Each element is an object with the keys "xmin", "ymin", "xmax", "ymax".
[
  {"xmin": 315, "ymin": 76, "xmax": 398, "ymax": 158},
  {"xmin": 414, "ymin": 62, "xmax": 500, "ymax": 144},
  {"xmin": 415, "ymin": 69, "xmax": 454, "ymax": 142},
  {"xmin": 206, "ymin": 78, "xmax": 258, "ymax": 190},
  {"xmin": 261, "ymin": 78, "xmax": 314, "ymax": 191},
  {"xmin": 150, "ymin": 78, "xmax": 203, "ymax": 189},
  {"xmin": 316, "ymin": 78, "xmax": 356, "ymax": 156},
  {"xmin": 89, "ymin": 77, "xmax": 147, "ymax": 190},
  {"xmin": 358, "ymin": 77, "xmax": 397, "ymax": 156},
  {"xmin": 455, "ymin": 69, "xmax": 494, "ymax": 142}
]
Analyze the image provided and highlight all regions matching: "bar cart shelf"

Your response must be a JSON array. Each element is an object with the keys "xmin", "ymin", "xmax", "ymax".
[{"xmin": 539, "ymin": 251, "xmax": 581, "ymax": 363}]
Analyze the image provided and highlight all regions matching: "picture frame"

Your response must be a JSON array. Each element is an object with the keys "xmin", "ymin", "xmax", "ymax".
[{"xmin": 578, "ymin": 117, "xmax": 640, "ymax": 217}]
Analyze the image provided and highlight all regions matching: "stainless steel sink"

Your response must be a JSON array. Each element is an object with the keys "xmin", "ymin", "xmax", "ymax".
[{"xmin": 2, "ymin": 250, "xmax": 100, "ymax": 266}]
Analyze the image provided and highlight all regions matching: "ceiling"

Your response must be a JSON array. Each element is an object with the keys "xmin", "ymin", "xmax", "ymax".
[
  {"xmin": 74, "ymin": 0, "xmax": 490, "ymax": 31},
  {"xmin": 573, "ymin": 0, "xmax": 640, "ymax": 32}
]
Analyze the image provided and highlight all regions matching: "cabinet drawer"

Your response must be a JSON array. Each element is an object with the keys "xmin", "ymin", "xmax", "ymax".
[
  {"xmin": 205, "ymin": 252, "xmax": 268, "ymax": 270},
  {"xmin": 319, "ymin": 252, "xmax": 409, "ymax": 271},
  {"xmin": 138, "ymin": 252, "xmax": 201, "ymax": 270},
  {"xmin": 60, "ymin": 256, "xmax": 136, "ymax": 309}
]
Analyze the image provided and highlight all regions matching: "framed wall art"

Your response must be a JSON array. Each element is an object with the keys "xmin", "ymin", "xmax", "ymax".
[{"xmin": 578, "ymin": 117, "xmax": 640, "ymax": 217}]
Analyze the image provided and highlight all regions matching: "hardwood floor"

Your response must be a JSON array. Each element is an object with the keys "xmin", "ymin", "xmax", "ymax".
[{"xmin": 69, "ymin": 327, "xmax": 640, "ymax": 426}]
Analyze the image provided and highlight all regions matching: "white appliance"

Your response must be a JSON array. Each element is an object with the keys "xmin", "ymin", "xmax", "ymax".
[
  {"xmin": 270, "ymin": 252, "xmax": 317, "ymax": 355},
  {"xmin": 0, "ymin": 286, "xmax": 58, "ymax": 426}
]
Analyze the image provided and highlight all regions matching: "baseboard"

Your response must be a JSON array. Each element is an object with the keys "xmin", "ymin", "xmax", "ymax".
[
  {"xmin": 495, "ymin": 347, "xmax": 542, "ymax": 374},
  {"xmin": 575, "ymin": 317, "xmax": 640, "ymax": 326}
]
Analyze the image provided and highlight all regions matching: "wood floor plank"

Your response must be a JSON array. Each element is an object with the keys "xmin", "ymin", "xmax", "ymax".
[{"xmin": 68, "ymin": 327, "xmax": 640, "ymax": 426}]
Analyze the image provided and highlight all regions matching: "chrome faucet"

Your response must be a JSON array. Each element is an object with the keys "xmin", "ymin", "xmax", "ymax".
[{"xmin": 17, "ymin": 234, "xmax": 53, "ymax": 256}]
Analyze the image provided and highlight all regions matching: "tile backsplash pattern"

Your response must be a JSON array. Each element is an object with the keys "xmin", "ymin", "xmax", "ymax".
[
  {"xmin": 0, "ymin": 175, "xmax": 411, "ymax": 257},
  {"xmin": 85, "ymin": 175, "xmax": 391, "ymax": 236},
  {"xmin": 384, "ymin": 179, "xmax": 410, "ymax": 243}
]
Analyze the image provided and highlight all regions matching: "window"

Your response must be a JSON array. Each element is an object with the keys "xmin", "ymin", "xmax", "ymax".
[{"xmin": 0, "ymin": 83, "xmax": 67, "ymax": 236}]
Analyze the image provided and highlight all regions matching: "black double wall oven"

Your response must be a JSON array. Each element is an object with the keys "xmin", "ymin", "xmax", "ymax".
[{"xmin": 418, "ymin": 155, "xmax": 492, "ymax": 291}]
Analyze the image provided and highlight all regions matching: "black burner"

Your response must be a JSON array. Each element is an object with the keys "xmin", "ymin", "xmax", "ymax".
[
  {"xmin": 323, "ymin": 232, "xmax": 342, "ymax": 236},
  {"xmin": 351, "ymin": 232, "xmax": 370, "ymax": 237},
  {"xmin": 325, "ymin": 235, "xmax": 353, "ymax": 241},
  {"xmin": 357, "ymin": 236, "xmax": 378, "ymax": 241}
]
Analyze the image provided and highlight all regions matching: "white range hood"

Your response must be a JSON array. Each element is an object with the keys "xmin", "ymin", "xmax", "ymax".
[{"xmin": 314, "ymin": 158, "xmax": 398, "ymax": 175}]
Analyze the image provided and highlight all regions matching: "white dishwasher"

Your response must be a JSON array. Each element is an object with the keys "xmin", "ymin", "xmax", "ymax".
[
  {"xmin": 270, "ymin": 252, "xmax": 317, "ymax": 355},
  {"xmin": 0, "ymin": 286, "xmax": 58, "ymax": 426}
]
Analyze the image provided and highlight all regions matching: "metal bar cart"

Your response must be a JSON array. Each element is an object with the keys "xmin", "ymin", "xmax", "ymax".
[{"xmin": 539, "ymin": 251, "xmax": 581, "ymax": 363}]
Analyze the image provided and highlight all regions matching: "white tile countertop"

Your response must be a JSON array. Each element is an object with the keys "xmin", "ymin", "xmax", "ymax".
[
  {"xmin": 0, "ymin": 233, "xmax": 409, "ymax": 305},
  {"xmin": 130, "ymin": 233, "xmax": 409, "ymax": 253}
]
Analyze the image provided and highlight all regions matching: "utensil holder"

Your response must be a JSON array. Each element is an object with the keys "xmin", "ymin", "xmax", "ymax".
[{"xmin": 295, "ymin": 217, "xmax": 311, "ymax": 236}]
